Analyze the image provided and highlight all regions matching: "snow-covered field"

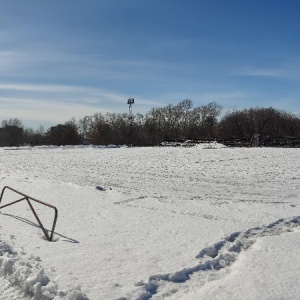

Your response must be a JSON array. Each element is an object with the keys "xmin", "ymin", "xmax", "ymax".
[{"xmin": 1, "ymin": 144, "xmax": 300, "ymax": 299}]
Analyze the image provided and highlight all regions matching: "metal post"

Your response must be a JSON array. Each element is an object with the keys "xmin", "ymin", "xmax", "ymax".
[{"xmin": 127, "ymin": 98, "xmax": 134, "ymax": 146}]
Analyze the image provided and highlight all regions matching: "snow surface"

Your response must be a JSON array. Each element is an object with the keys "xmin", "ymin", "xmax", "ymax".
[{"xmin": 0, "ymin": 145, "xmax": 300, "ymax": 299}]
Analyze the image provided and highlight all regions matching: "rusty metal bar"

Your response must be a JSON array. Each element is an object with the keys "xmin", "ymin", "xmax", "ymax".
[
  {"xmin": 0, "ymin": 186, "xmax": 58, "ymax": 242},
  {"xmin": 0, "ymin": 197, "xmax": 26, "ymax": 208}
]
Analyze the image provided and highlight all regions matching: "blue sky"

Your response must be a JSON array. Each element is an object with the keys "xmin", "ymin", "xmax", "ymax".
[{"xmin": 1, "ymin": 0, "xmax": 300, "ymax": 129}]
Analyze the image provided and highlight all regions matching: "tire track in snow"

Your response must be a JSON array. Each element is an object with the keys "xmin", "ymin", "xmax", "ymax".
[{"xmin": 120, "ymin": 216, "xmax": 300, "ymax": 300}]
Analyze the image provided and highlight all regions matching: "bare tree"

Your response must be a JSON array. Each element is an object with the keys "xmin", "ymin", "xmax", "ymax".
[{"xmin": 0, "ymin": 118, "xmax": 24, "ymax": 146}]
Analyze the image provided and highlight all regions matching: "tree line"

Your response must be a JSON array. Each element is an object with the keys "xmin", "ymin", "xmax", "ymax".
[{"xmin": 1, "ymin": 100, "xmax": 300, "ymax": 147}]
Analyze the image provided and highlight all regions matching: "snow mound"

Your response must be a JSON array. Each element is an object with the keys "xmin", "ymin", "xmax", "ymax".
[
  {"xmin": 159, "ymin": 140, "xmax": 227, "ymax": 149},
  {"xmin": 194, "ymin": 142, "xmax": 227, "ymax": 149},
  {"xmin": 0, "ymin": 241, "xmax": 88, "ymax": 300}
]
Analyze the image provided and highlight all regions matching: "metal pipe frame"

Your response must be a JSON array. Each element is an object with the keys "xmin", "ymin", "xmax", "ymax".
[{"xmin": 0, "ymin": 186, "xmax": 58, "ymax": 242}]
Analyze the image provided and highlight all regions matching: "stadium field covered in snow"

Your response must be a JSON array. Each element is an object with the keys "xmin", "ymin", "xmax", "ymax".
[{"xmin": 0, "ymin": 144, "xmax": 300, "ymax": 299}]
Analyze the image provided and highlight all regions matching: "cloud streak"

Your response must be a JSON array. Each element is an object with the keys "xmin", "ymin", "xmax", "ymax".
[
  {"xmin": 0, "ymin": 82, "xmax": 165, "ymax": 128},
  {"xmin": 236, "ymin": 63, "xmax": 300, "ymax": 80},
  {"xmin": 0, "ymin": 96, "xmax": 116, "ymax": 128}
]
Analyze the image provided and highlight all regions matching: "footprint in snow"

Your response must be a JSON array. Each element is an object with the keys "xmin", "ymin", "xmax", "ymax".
[{"xmin": 122, "ymin": 215, "xmax": 300, "ymax": 300}]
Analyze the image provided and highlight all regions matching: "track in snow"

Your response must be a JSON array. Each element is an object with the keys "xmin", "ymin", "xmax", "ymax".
[{"xmin": 121, "ymin": 216, "xmax": 300, "ymax": 300}]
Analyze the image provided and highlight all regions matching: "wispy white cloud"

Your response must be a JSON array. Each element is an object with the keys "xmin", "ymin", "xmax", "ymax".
[
  {"xmin": 0, "ymin": 83, "xmax": 165, "ymax": 128},
  {"xmin": 0, "ymin": 83, "xmax": 81, "ymax": 93},
  {"xmin": 0, "ymin": 97, "xmax": 115, "ymax": 127},
  {"xmin": 0, "ymin": 51, "xmax": 20, "ymax": 70},
  {"xmin": 0, "ymin": 82, "xmax": 165, "ymax": 106},
  {"xmin": 238, "ymin": 67, "xmax": 289, "ymax": 78},
  {"xmin": 235, "ymin": 63, "xmax": 300, "ymax": 80}
]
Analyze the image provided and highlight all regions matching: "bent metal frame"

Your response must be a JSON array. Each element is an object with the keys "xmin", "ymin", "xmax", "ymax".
[{"xmin": 0, "ymin": 186, "xmax": 58, "ymax": 242}]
